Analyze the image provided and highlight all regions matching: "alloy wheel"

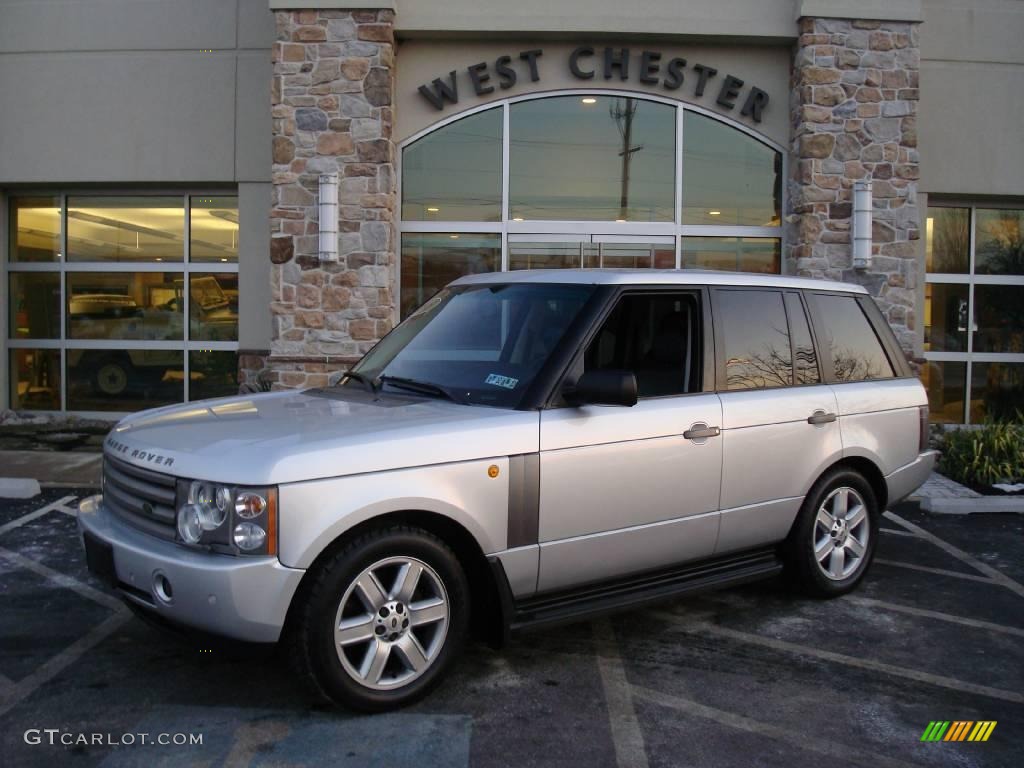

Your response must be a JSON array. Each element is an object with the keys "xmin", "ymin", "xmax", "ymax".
[{"xmin": 812, "ymin": 486, "xmax": 870, "ymax": 581}]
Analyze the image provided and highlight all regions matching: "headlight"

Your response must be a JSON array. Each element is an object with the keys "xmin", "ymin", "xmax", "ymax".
[{"xmin": 175, "ymin": 480, "xmax": 277, "ymax": 556}]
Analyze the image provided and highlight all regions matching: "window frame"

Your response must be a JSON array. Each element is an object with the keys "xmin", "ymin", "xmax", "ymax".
[
  {"xmin": 397, "ymin": 90, "xmax": 786, "ymax": 326},
  {"xmin": 5, "ymin": 189, "xmax": 240, "ymax": 416},
  {"xmin": 925, "ymin": 201, "xmax": 1024, "ymax": 423}
]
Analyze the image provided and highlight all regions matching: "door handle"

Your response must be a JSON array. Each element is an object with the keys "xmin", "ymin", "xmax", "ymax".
[
  {"xmin": 683, "ymin": 425, "xmax": 721, "ymax": 440},
  {"xmin": 807, "ymin": 411, "xmax": 837, "ymax": 425}
]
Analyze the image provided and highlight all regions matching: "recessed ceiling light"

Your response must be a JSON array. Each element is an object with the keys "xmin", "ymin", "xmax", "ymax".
[
  {"xmin": 221, "ymin": 258, "xmax": 228, "ymax": 262},
  {"xmin": 426, "ymin": 207, "xmax": 440, "ymax": 212},
  {"xmin": 708, "ymin": 210, "xmax": 722, "ymax": 216},
  {"xmin": 581, "ymin": 97, "xmax": 597, "ymax": 104},
  {"xmin": 449, "ymin": 235, "xmax": 459, "ymax": 239},
  {"xmin": 512, "ymin": 217, "xmax": 524, "ymax": 222},
  {"xmin": 615, "ymin": 218, "xmax": 626, "ymax": 223}
]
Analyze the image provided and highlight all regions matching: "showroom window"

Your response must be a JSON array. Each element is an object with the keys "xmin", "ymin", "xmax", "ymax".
[
  {"xmin": 922, "ymin": 204, "xmax": 1024, "ymax": 423},
  {"xmin": 398, "ymin": 94, "xmax": 784, "ymax": 319},
  {"xmin": 7, "ymin": 194, "xmax": 240, "ymax": 413}
]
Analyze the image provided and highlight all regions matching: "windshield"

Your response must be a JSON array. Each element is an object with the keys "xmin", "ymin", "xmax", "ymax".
[{"xmin": 346, "ymin": 283, "xmax": 597, "ymax": 408}]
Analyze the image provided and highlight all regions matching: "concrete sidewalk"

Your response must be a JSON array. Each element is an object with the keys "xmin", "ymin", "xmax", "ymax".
[{"xmin": 0, "ymin": 450, "xmax": 101, "ymax": 490}]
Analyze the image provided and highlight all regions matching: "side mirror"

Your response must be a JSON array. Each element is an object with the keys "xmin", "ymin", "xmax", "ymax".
[{"xmin": 569, "ymin": 369, "xmax": 638, "ymax": 407}]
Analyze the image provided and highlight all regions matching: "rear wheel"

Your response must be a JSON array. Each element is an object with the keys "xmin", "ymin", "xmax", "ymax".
[
  {"xmin": 785, "ymin": 469, "xmax": 879, "ymax": 597},
  {"xmin": 289, "ymin": 526, "xmax": 469, "ymax": 711}
]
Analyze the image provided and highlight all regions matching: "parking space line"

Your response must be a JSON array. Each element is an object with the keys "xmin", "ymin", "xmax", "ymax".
[
  {"xmin": 879, "ymin": 527, "xmax": 917, "ymax": 537},
  {"xmin": 632, "ymin": 685, "xmax": 919, "ymax": 768},
  {"xmin": 0, "ymin": 495, "xmax": 78, "ymax": 538},
  {"xmin": 846, "ymin": 596, "xmax": 1024, "ymax": 638},
  {"xmin": 874, "ymin": 558, "xmax": 997, "ymax": 584},
  {"xmin": 0, "ymin": 546, "xmax": 125, "ymax": 613},
  {"xmin": 0, "ymin": 611, "xmax": 131, "ymax": 719},
  {"xmin": 655, "ymin": 613, "xmax": 1024, "ymax": 704},
  {"xmin": 593, "ymin": 618, "xmax": 650, "ymax": 768},
  {"xmin": 884, "ymin": 511, "xmax": 1024, "ymax": 599}
]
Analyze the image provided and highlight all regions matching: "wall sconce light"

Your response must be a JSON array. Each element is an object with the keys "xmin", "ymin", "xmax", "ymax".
[
  {"xmin": 319, "ymin": 173, "xmax": 339, "ymax": 262},
  {"xmin": 852, "ymin": 180, "xmax": 872, "ymax": 271}
]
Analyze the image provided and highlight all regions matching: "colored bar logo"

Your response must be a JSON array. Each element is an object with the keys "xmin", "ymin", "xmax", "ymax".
[{"xmin": 921, "ymin": 721, "xmax": 997, "ymax": 742}]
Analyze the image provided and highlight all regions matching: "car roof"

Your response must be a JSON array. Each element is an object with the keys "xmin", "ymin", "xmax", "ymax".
[{"xmin": 451, "ymin": 268, "xmax": 868, "ymax": 294}]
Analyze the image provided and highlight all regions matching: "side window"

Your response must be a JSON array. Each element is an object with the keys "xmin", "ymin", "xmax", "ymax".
[
  {"xmin": 584, "ymin": 292, "xmax": 701, "ymax": 397},
  {"xmin": 716, "ymin": 289, "xmax": 792, "ymax": 390},
  {"xmin": 785, "ymin": 292, "xmax": 821, "ymax": 385},
  {"xmin": 808, "ymin": 293, "xmax": 895, "ymax": 382}
]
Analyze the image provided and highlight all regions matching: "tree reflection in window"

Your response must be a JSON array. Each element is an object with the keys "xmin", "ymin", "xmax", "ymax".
[
  {"xmin": 809, "ymin": 294, "xmax": 894, "ymax": 383},
  {"xmin": 718, "ymin": 290, "xmax": 793, "ymax": 390}
]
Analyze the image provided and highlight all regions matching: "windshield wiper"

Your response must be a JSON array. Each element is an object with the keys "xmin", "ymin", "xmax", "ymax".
[
  {"xmin": 341, "ymin": 370, "xmax": 379, "ymax": 396},
  {"xmin": 378, "ymin": 375, "xmax": 465, "ymax": 404}
]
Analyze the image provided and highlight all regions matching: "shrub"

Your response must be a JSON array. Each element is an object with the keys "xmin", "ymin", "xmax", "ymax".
[{"xmin": 938, "ymin": 414, "xmax": 1024, "ymax": 489}]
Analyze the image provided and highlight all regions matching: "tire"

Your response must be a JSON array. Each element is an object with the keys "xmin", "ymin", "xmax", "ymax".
[
  {"xmin": 287, "ymin": 525, "xmax": 469, "ymax": 712},
  {"xmin": 784, "ymin": 468, "xmax": 880, "ymax": 598},
  {"xmin": 90, "ymin": 355, "xmax": 132, "ymax": 397}
]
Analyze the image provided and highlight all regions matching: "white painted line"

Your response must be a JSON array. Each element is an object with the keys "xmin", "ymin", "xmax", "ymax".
[
  {"xmin": 655, "ymin": 613, "xmax": 1024, "ymax": 705},
  {"xmin": 0, "ymin": 611, "xmax": 131, "ymax": 719},
  {"xmin": 0, "ymin": 546, "xmax": 125, "ymax": 613},
  {"xmin": 874, "ymin": 558, "xmax": 997, "ymax": 585},
  {"xmin": 633, "ymin": 685, "xmax": 920, "ymax": 768},
  {"xmin": 0, "ymin": 495, "xmax": 78, "ymax": 538},
  {"xmin": 846, "ymin": 596, "xmax": 1024, "ymax": 638},
  {"xmin": 884, "ymin": 510, "xmax": 1024, "ymax": 599},
  {"xmin": 879, "ymin": 527, "xmax": 918, "ymax": 537},
  {"xmin": 0, "ymin": 478, "xmax": 41, "ymax": 499},
  {"xmin": 593, "ymin": 618, "xmax": 650, "ymax": 768}
]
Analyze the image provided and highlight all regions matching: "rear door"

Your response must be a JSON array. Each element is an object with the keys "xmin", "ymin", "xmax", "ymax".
[
  {"xmin": 536, "ymin": 289, "xmax": 723, "ymax": 592},
  {"xmin": 713, "ymin": 288, "xmax": 842, "ymax": 554}
]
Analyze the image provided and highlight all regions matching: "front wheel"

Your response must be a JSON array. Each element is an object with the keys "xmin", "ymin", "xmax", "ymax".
[
  {"xmin": 288, "ymin": 526, "xmax": 469, "ymax": 711},
  {"xmin": 784, "ymin": 469, "xmax": 879, "ymax": 597}
]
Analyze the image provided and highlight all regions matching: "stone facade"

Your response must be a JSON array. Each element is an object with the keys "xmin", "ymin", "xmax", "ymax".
[
  {"xmin": 268, "ymin": 8, "xmax": 396, "ymax": 389},
  {"xmin": 787, "ymin": 17, "xmax": 921, "ymax": 356}
]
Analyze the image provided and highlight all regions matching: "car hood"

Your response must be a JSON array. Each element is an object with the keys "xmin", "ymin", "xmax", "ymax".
[{"xmin": 104, "ymin": 388, "xmax": 540, "ymax": 485}]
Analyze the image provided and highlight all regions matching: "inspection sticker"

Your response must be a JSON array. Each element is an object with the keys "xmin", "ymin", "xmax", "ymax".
[{"xmin": 484, "ymin": 374, "xmax": 519, "ymax": 389}]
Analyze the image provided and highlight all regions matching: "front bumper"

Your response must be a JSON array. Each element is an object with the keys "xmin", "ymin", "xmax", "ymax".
[
  {"xmin": 77, "ymin": 495, "xmax": 304, "ymax": 643},
  {"xmin": 885, "ymin": 450, "xmax": 939, "ymax": 507}
]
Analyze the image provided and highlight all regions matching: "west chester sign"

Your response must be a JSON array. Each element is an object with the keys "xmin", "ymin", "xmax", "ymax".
[{"xmin": 417, "ymin": 46, "xmax": 771, "ymax": 123}]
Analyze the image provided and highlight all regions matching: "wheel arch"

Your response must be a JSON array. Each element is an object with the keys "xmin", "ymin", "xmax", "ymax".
[
  {"xmin": 812, "ymin": 455, "xmax": 888, "ymax": 511},
  {"xmin": 282, "ymin": 509, "xmax": 508, "ymax": 648}
]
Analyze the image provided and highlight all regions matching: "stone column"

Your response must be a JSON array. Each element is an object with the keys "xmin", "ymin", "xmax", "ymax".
[
  {"xmin": 263, "ymin": 6, "xmax": 396, "ymax": 390},
  {"xmin": 787, "ymin": 17, "xmax": 921, "ymax": 356}
]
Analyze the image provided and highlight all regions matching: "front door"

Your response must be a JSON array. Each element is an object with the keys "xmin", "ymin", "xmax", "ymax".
[{"xmin": 536, "ymin": 289, "xmax": 723, "ymax": 593}]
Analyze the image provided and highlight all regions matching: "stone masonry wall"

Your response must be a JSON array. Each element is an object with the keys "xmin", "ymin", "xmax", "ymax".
[
  {"xmin": 268, "ymin": 8, "xmax": 396, "ymax": 390},
  {"xmin": 787, "ymin": 17, "xmax": 921, "ymax": 356}
]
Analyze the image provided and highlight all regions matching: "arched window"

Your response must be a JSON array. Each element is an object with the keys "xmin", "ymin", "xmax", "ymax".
[{"xmin": 399, "ymin": 93, "xmax": 783, "ymax": 317}]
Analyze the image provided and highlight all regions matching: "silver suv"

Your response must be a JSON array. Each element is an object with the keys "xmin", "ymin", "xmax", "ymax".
[{"xmin": 79, "ymin": 270, "xmax": 936, "ymax": 711}]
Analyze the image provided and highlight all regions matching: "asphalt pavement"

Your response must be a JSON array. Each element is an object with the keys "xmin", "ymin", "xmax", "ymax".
[{"xmin": 0, "ymin": 489, "xmax": 1021, "ymax": 767}]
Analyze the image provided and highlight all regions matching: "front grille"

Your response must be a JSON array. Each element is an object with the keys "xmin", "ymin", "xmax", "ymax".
[{"xmin": 103, "ymin": 455, "xmax": 178, "ymax": 540}]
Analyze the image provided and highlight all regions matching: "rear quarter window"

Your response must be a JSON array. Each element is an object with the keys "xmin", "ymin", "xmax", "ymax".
[{"xmin": 807, "ymin": 293, "xmax": 895, "ymax": 382}]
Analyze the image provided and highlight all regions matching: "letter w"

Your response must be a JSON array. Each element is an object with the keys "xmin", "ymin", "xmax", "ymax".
[{"xmin": 418, "ymin": 71, "xmax": 458, "ymax": 110}]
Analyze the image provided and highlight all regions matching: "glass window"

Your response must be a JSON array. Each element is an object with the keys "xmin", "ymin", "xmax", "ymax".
[
  {"xmin": 925, "ymin": 206, "xmax": 970, "ymax": 273},
  {"xmin": 190, "ymin": 196, "xmax": 239, "ymax": 262},
  {"xmin": 785, "ymin": 293, "xmax": 820, "ymax": 385},
  {"xmin": 585, "ymin": 241, "xmax": 675, "ymax": 269},
  {"xmin": 350, "ymin": 283, "xmax": 596, "ymax": 409},
  {"xmin": 9, "ymin": 273, "xmax": 61, "ymax": 339},
  {"xmin": 66, "ymin": 349, "xmax": 184, "ymax": 411},
  {"xmin": 716, "ymin": 290, "xmax": 792, "ymax": 390},
  {"xmin": 808, "ymin": 294, "xmax": 895, "ymax": 382},
  {"xmin": 10, "ymin": 349, "xmax": 60, "ymax": 410},
  {"xmin": 924, "ymin": 283, "xmax": 969, "ymax": 352},
  {"xmin": 190, "ymin": 351, "xmax": 239, "ymax": 401},
  {"xmin": 970, "ymin": 362, "xmax": 1023, "ymax": 423},
  {"xmin": 682, "ymin": 237, "xmax": 780, "ymax": 273},
  {"xmin": 9, "ymin": 197, "xmax": 61, "ymax": 262},
  {"xmin": 402, "ymin": 107, "xmax": 502, "ymax": 222},
  {"xmin": 400, "ymin": 233, "xmax": 501, "ymax": 319},
  {"xmin": 975, "ymin": 208, "xmax": 1024, "ymax": 275},
  {"xmin": 584, "ymin": 292, "xmax": 701, "ymax": 398},
  {"xmin": 67, "ymin": 272, "xmax": 183, "ymax": 341},
  {"xmin": 973, "ymin": 285, "xmax": 1024, "ymax": 353},
  {"xmin": 682, "ymin": 112, "xmax": 780, "ymax": 227},
  {"xmin": 67, "ymin": 197, "xmax": 183, "ymax": 262},
  {"xmin": 509, "ymin": 95, "xmax": 675, "ymax": 221},
  {"xmin": 510, "ymin": 241, "xmax": 587, "ymax": 271},
  {"xmin": 190, "ymin": 273, "xmax": 238, "ymax": 341},
  {"xmin": 921, "ymin": 361, "xmax": 966, "ymax": 424}
]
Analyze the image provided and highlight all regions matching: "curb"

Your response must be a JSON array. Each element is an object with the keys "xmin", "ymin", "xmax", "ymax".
[{"xmin": 918, "ymin": 496, "xmax": 1024, "ymax": 515}]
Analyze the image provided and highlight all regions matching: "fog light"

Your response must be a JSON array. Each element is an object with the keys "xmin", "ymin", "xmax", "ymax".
[
  {"xmin": 177, "ymin": 504, "xmax": 203, "ymax": 544},
  {"xmin": 233, "ymin": 522, "xmax": 266, "ymax": 551}
]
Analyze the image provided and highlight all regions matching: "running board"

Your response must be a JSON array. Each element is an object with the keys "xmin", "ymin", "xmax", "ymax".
[{"xmin": 505, "ymin": 547, "xmax": 783, "ymax": 634}]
